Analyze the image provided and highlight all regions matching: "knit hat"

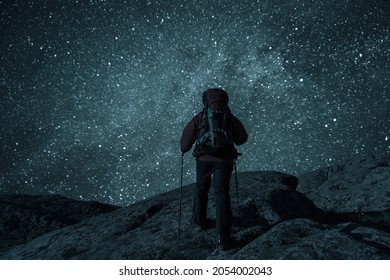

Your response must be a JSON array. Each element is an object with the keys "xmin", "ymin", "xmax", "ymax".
[{"xmin": 202, "ymin": 88, "xmax": 229, "ymax": 107}]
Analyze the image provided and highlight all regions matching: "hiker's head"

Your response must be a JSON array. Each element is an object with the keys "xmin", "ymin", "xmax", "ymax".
[{"xmin": 202, "ymin": 88, "xmax": 229, "ymax": 109}]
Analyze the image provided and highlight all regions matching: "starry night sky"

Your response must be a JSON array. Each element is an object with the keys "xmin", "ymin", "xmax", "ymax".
[{"xmin": 1, "ymin": 0, "xmax": 389, "ymax": 206}]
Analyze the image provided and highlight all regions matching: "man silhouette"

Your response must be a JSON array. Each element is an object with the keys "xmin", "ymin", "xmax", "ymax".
[{"xmin": 180, "ymin": 88, "xmax": 248, "ymax": 250}]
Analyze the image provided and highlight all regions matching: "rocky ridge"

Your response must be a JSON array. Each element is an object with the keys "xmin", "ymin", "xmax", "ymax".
[{"xmin": 1, "ymin": 155, "xmax": 389, "ymax": 259}]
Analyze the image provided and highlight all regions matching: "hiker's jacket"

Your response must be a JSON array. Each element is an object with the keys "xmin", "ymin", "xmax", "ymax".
[{"xmin": 180, "ymin": 110, "xmax": 248, "ymax": 164}]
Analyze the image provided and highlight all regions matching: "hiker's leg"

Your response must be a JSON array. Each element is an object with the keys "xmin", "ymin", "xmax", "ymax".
[
  {"xmin": 213, "ymin": 163, "xmax": 233, "ymax": 237},
  {"xmin": 193, "ymin": 160, "xmax": 212, "ymax": 225}
]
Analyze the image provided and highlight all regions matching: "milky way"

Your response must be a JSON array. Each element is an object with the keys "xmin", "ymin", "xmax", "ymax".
[{"xmin": 1, "ymin": 0, "xmax": 389, "ymax": 206}]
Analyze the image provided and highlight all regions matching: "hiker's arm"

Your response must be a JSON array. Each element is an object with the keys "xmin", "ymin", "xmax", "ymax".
[
  {"xmin": 180, "ymin": 116, "xmax": 199, "ymax": 153},
  {"xmin": 232, "ymin": 116, "xmax": 248, "ymax": 146}
]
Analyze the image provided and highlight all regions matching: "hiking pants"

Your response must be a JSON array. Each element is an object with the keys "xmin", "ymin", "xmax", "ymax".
[{"xmin": 193, "ymin": 160, "xmax": 233, "ymax": 236}]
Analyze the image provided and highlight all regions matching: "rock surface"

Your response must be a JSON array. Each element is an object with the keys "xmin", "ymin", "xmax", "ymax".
[
  {"xmin": 298, "ymin": 156, "xmax": 390, "ymax": 213},
  {"xmin": 1, "ymin": 155, "xmax": 390, "ymax": 259},
  {"xmin": 0, "ymin": 194, "xmax": 119, "ymax": 254}
]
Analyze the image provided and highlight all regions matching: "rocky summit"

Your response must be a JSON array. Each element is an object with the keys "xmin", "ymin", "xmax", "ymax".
[{"xmin": 1, "ymin": 155, "xmax": 390, "ymax": 260}]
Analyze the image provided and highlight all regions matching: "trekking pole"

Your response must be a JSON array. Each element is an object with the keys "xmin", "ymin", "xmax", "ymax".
[
  {"xmin": 234, "ymin": 159, "xmax": 239, "ymax": 208},
  {"xmin": 178, "ymin": 153, "xmax": 184, "ymax": 240}
]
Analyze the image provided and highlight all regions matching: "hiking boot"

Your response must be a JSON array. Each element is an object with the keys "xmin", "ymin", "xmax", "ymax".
[
  {"xmin": 194, "ymin": 218, "xmax": 214, "ymax": 231},
  {"xmin": 217, "ymin": 234, "xmax": 236, "ymax": 251}
]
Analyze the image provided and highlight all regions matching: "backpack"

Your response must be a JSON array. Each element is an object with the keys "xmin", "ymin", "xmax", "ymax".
[{"xmin": 192, "ymin": 90, "xmax": 238, "ymax": 158}]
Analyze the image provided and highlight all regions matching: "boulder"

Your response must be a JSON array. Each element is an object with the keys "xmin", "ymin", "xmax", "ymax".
[{"xmin": 297, "ymin": 155, "xmax": 390, "ymax": 213}]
